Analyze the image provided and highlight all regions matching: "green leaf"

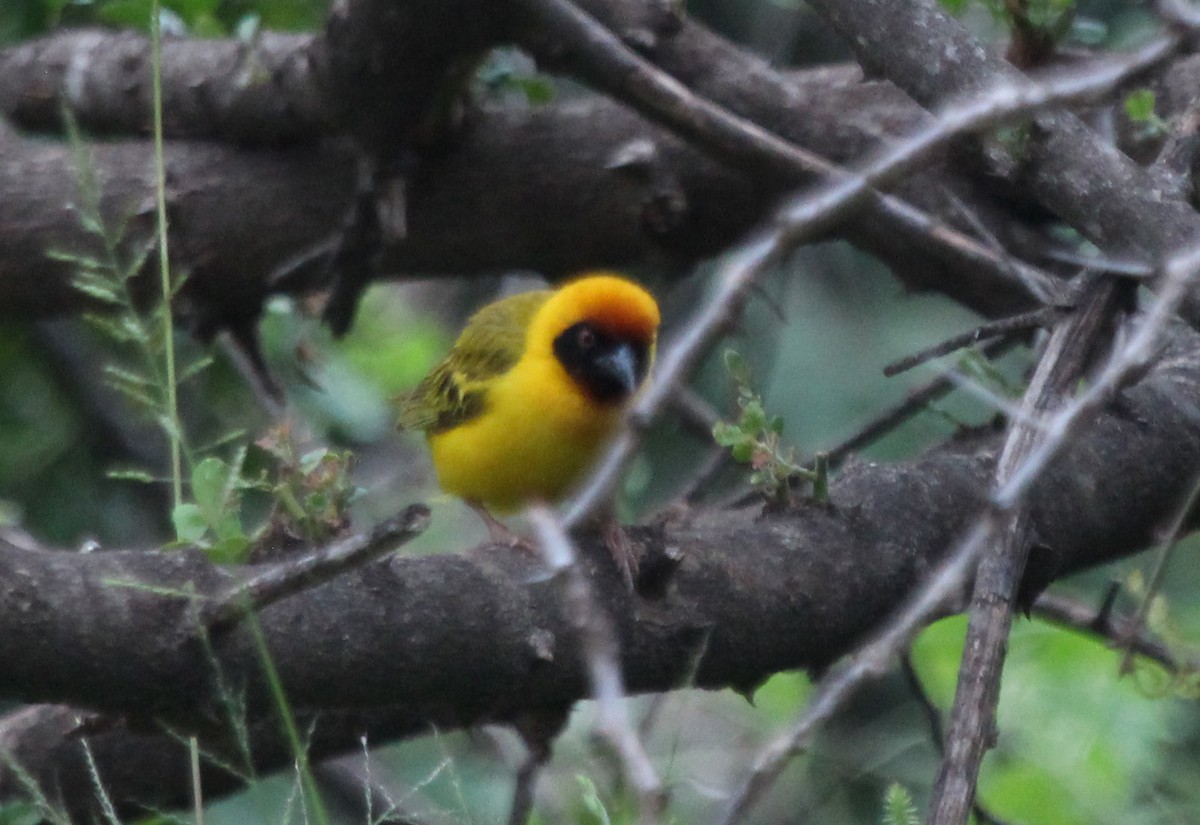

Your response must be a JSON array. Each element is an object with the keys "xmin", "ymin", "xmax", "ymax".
[
  {"xmin": 106, "ymin": 467, "xmax": 158, "ymax": 484},
  {"xmin": 723, "ymin": 348, "xmax": 752, "ymax": 386},
  {"xmin": 172, "ymin": 503, "xmax": 209, "ymax": 545},
  {"xmin": 154, "ymin": 413, "xmax": 184, "ymax": 445},
  {"xmin": 48, "ymin": 248, "xmax": 101, "ymax": 267},
  {"xmin": 1146, "ymin": 594, "xmax": 1170, "ymax": 635},
  {"xmin": 76, "ymin": 212, "xmax": 107, "ymax": 238},
  {"xmin": 576, "ymin": 776, "xmax": 611, "ymax": 825},
  {"xmin": 1124, "ymin": 89, "xmax": 1157, "ymax": 124},
  {"xmin": 513, "ymin": 75, "xmax": 555, "ymax": 105},
  {"xmin": 712, "ymin": 421, "xmax": 743, "ymax": 447},
  {"xmin": 194, "ymin": 428, "xmax": 249, "ymax": 455},
  {"xmin": 881, "ymin": 782, "xmax": 920, "ymax": 825},
  {"xmin": 205, "ymin": 535, "xmax": 252, "ymax": 565},
  {"xmin": 103, "ymin": 364, "xmax": 154, "ymax": 389},
  {"xmin": 106, "ymin": 378, "xmax": 160, "ymax": 412},
  {"xmin": 82, "ymin": 313, "xmax": 138, "ymax": 343},
  {"xmin": 1069, "ymin": 15, "xmax": 1107, "ymax": 45},
  {"xmin": 71, "ymin": 278, "xmax": 121, "ymax": 304},
  {"xmin": 191, "ymin": 457, "xmax": 231, "ymax": 523},
  {"xmin": 236, "ymin": 13, "xmax": 262, "ymax": 40},
  {"xmin": 731, "ymin": 441, "xmax": 755, "ymax": 462},
  {"xmin": 124, "ymin": 237, "xmax": 155, "ymax": 280},
  {"xmin": 120, "ymin": 315, "xmax": 151, "ymax": 345},
  {"xmin": 178, "ymin": 354, "xmax": 214, "ymax": 384},
  {"xmin": 213, "ymin": 510, "xmax": 246, "ymax": 543},
  {"xmin": 741, "ymin": 399, "xmax": 767, "ymax": 432}
]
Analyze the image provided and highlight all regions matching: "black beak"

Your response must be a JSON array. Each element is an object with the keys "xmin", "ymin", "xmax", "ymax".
[{"xmin": 594, "ymin": 341, "xmax": 640, "ymax": 398}]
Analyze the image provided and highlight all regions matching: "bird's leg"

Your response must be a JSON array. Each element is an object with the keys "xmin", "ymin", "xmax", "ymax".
[{"xmin": 469, "ymin": 500, "xmax": 536, "ymax": 552}]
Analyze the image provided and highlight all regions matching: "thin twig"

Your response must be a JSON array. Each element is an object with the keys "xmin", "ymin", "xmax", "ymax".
[
  {"xmin": 942, "ymin": 184, "xmax": 1061, "ymax": 292},
  {"xmin": 203, "ymin": 504, "xmax": 430, "ymax": 631},
  {"xmin": 563, "ymin": 231, "xmax": 776, "ymax": 527},
  {"xmin": 1117, "ymin": 467, "xmax": 1200, "ymax": 674},
  {"xmin": 313, "ymin": 757, "xmax": 428, "ymax": 825},
  {"xmin": 718, "ymin": 239, "xmax": 1200, "ymax": 823},
  {"xmin": 528, "ymin": 506, "xmax": 664, "ymax": 823},
  {"xmin": 899, "ymin": 656, "xmax": 1014, "ymax": 825},
  {"xmin": 506, "ymin": 756, "xmax": 539, "ymax": 825},
  {"xmin": 826, "ymin": 338, "xmax": 1020, "ymax": 464},
  {"xmin": 1039, "ymin": 248, "xmax": 1154, "ymax": 278},
  {"xmin": 1033, "ymin": 590, "xmax": 1189, "ymax": 675},
  {"xmin": 924, "ymin": 230, "xmax": 1200, "ymax": 825},
  {"xmin": 516, "ymin": 0, "xmax": 1186, "ymax": 310},
  {"xmin": 507, "ymin": 709, "xmax": 570, "ymax": 825},
  {"xmin": 883, "ymin": 307, "xmax": 1055, "ymax": 377}
]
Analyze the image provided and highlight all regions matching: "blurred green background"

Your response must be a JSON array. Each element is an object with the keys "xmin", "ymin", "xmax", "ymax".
[{"xmin": 3, "ymin": 1, "xmax": 1199, "ymax": 824}]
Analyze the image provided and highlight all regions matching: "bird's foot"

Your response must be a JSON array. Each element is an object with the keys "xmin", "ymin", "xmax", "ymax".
[
  {"xmin": 469, "ymin": 501, "xmax": 539, "ymax": 554},
  {"xmin": 603, "ymin": 516, "xmax": 638, "ymax": 591}
]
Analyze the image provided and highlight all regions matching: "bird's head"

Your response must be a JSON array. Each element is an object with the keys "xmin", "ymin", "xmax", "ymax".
[{"xmin": 533, "ymin": 273, "xmax": 660, "ymax": 405}]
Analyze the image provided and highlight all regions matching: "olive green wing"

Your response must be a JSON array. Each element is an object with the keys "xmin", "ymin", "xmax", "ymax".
[{"xmin": 397, "ymin": 289, "xmax": 552, "ymax": 434}]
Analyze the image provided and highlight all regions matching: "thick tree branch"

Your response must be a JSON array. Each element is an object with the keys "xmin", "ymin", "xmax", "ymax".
[
  {"xmin": 0, "ymin": 30, "xmax": 324, "ymax": 143},
  {"xmin": 806, "ymin": 0, "xmax": 1200, "ymax": 322},
  {"xmin": 0, "ymin": 93, "xmax": 1037, "ymax": 326},
  {"xmin": 0, "ymin": 6, "xmax": 1045, "ymax": 324},
  {"xmin": 3, "ymin": 328, "xmax": 1200, "ymax": 818},
  {"xmin": 2, "ymin": 0, "xmax": 1198, "ymax": 333}
]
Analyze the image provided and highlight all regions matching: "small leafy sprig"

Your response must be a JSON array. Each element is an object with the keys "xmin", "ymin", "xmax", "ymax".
[
  {"xmin": 171, "ymin": 426, "xmax": 360, "ymax": 563},
  {"xmin": 255, "ymin": 423, "xmax": 358, "ymax": 547},
  {"xmin": 712, "ymin": 350, "xmax": 828, "ymax": 505}
]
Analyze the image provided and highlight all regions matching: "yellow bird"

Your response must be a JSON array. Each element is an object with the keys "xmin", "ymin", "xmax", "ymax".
[{"xmin": 398, "ymin": 273, "xmax": 660, "ymax": 584}]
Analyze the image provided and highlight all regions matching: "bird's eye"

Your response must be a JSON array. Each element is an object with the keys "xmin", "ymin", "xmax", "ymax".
[{"xmin": 577, "ymin": 325, "xmax": 596, "ymax": 350}]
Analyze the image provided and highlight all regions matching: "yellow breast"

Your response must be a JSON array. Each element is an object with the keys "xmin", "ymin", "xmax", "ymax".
[{"xmin": 428, "ymin": 350, "xmax": 623, "ymax": 511}]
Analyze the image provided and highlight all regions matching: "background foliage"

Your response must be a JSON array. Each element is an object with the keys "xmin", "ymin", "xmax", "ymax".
[{"xmin": 2, "ymin": 0, "xmax": 1200, "ymax": 823}]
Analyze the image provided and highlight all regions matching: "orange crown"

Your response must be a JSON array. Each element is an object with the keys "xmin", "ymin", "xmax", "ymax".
[{"xmin": 548, "ymin": 272, "xmax": 660, "ymax": 343}]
